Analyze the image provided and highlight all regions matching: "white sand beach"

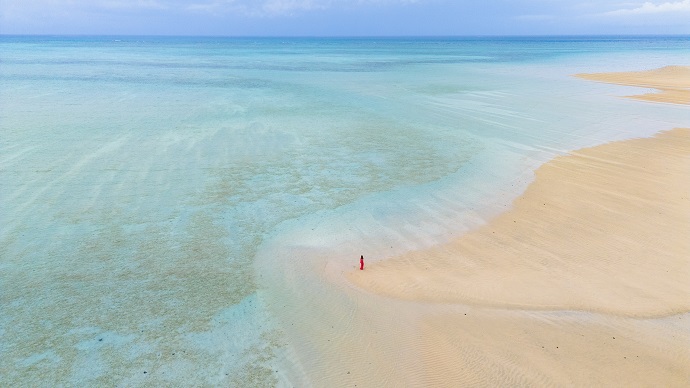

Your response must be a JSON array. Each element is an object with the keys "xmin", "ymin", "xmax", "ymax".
[
  {"xmin": 339, "ymin": 67, "xmax": 690, "ymax": 386},
  {"xmin": 575, "ymin": 65, "xmax": 690, "ymax": 105}
]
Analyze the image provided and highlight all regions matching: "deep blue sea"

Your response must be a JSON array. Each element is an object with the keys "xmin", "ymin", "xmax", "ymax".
[{"xmin": 1, "ymin": 36, "xmax": 688, "ymax": 385}]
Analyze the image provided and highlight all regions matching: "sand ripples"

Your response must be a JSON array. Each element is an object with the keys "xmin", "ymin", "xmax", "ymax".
[{"xmin": 259, "ymin": 128, "xmax": 690, "ymax": 387}]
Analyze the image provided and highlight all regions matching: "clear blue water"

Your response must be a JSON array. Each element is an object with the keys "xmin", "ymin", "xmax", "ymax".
[{"xmin": 1, "ymin": 36, "xmax": 689, "ymax": 385}]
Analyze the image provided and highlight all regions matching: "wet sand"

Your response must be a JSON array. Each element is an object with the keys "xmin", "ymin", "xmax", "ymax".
[
  {"xmin": 258, "ymin": 67, "xmax": 690, "ymax": 387},
  {"xmin": 349, "ymin": 128, "xmax": 690, "ymax": 317},
  {"xmin": 343, "ymin": 68, "xmax": 690, "ymax": 386},
  {"xmin": 575, "ymin": 65, "xmax": 690, "ymax": 105},
  {"xmin": 344, "ymin": 128, "xmax": 690, "ymax": 386}
]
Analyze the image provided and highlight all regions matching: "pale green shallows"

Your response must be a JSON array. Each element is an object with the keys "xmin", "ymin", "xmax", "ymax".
[{"xmin": 1, "ymin": 36, "xmax": 688, "ymax": 385}]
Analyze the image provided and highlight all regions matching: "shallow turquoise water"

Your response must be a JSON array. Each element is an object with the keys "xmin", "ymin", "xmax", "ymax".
[{"xmin": 1, "ymin": 36, "xmax": 689, "ymax": 385}]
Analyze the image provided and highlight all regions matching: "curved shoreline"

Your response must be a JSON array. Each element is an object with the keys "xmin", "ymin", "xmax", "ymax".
[
  {"xmin": 348, "ymin": 128, "xmax": 690, "ymax": 318},
  {"xmin": 258, "ymin": 66, "xmax": 690, "ymax": 386},
  {"xmin": 575, "ymin": 65, "xmax": 690, "ymax": 105}
]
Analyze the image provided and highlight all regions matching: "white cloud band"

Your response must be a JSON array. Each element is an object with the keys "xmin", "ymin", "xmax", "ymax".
[{"xmin": 605, "ymin": 0, "xmax": 690, "ymax": 15}]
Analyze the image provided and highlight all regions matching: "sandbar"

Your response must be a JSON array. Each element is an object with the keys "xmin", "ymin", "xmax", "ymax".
[
  {"xmin": 575, "ymin": 65, "xmax": 690, "ymax": 105},
  {"xmin": 344, "ymin": 68, "xmax": 690, "ymax": 386},
  {"xmin": 349, "ymin": 128, "xmax": 690, "ymax": 317}
]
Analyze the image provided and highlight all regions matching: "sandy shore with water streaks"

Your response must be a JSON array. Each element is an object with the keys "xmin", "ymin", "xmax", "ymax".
[{"xmin": 344, "ymin": 67, "xmax": 690, "ymax": 386}]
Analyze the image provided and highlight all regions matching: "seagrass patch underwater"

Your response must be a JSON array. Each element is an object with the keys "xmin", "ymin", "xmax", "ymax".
[{"xmin": 1, "ymin": 35, "xmax": 689, "ymax": 385}]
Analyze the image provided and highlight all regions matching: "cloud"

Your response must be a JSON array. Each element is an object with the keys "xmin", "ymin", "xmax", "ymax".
[
  {"xmin": 1, "ymin": 0, "xmax": 169, "ymax": 18},
  {"xmin": 515, "ymin": 14, "xmax": 555, "ymax": 22},
  {"xmin": 186, "ymin": 0, "xmax": 422, "ymax": 16},
  {"xmin": 186, "ymin": 0, "xmax": 327, "ymax": 16},
  {"xmin": 97, "ymin": 0, "xmax": 168, "ymax": 10},
  {"xmin": 261, "ymin": 0, "xmax": 329, "ymax": 14},
  {"xmin": 0, "ymin": 0, "xmax": 425, "ymax": 22},
  {"xmin": 603, "ymin": 0, "xmax": 690, "ymax": 15}
]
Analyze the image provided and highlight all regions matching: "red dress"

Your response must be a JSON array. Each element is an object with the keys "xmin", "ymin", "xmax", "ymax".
[{"xmin": 360, "ymin": 256, "xmax": 364, "ymax": 270}]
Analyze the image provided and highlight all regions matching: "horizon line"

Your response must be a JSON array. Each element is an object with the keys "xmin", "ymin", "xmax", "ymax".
[{"xmin": 2, "ymin": 33, "xmax": 690, "ymax": 39}]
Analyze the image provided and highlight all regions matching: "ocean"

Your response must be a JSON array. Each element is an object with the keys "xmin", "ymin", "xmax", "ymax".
[{"xmin": 1, "ymin": 36, "xmax": 688, "ymax": 385}]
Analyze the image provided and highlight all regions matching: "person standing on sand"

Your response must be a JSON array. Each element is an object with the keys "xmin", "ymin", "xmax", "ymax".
[{"xmin": 360, "ymin": 255, "xmax": 364, "ymax": 270}]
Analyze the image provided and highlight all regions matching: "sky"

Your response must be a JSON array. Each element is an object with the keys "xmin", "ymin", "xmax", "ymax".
[{"xmin": 1, "ymin": 0, "xmax": 689, "ymax": 36}]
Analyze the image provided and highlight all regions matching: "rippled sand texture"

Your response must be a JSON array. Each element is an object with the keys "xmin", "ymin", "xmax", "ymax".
[
  {"xmin": 263, "ymin": 68, "xmax": 690, "ymax": 387},
  {"xmin": 3, "ymin": 36, "xmax": 688, "ymax": 385},
  {"xmin": 350, "ymin": 128, "xmax": 690, "ymax": 317},
  {"xmin": 575, "ymin": 65, "xmax": 690, "ymax": 105},
  {"xmin": 347, "ymin": 128, "xmax": 690, "ymax": 386}
]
